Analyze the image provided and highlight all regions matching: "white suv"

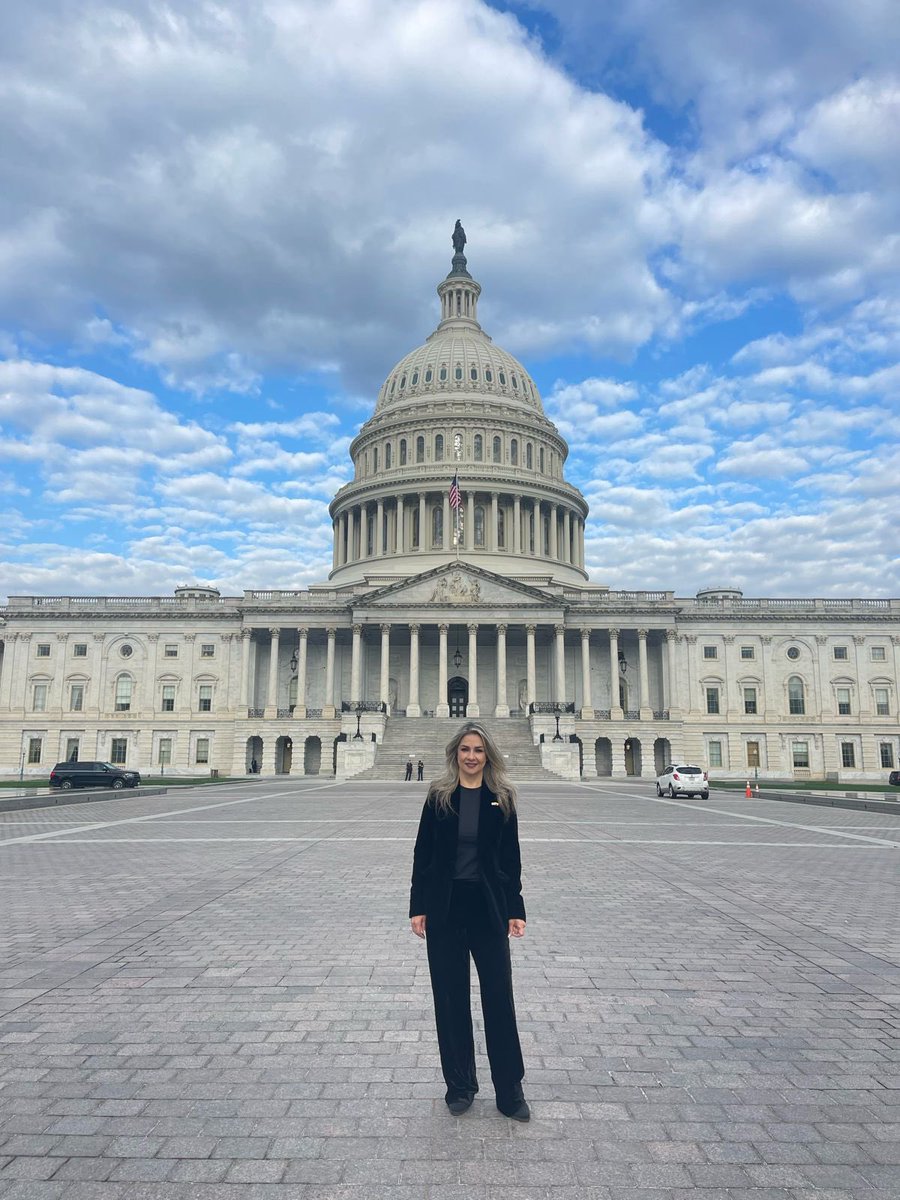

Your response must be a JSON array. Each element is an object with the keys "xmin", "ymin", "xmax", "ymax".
[{"xmin": 656, "ymin": 763, "xmax": 709, "ymax": 799}]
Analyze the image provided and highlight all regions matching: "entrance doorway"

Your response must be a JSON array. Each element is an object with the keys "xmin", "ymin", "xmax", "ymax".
[
  {"xmin": 304, "ymin": 736, "xmax": 322, "ymax": 776},
  {"xmin": 246, "ymin": 735, "xmax": 263, "ymax": 773},
  {"xmin": 624, "ymin": 738, "xmax": 642, "ymax": 776},
  {"xmin": 595, "ymin": 737, "xmax": 612, "ymax": 776},
  {"xmin": 275, "ymin": 735, "xmax": 293, "ymax": 774},
  {"xmin": 654, "ymin": 737, "xmax": 671, "ymax": 774},
  {"xmin": 448, "ymin": 675, "xmax": 468, "ymax": 717}
]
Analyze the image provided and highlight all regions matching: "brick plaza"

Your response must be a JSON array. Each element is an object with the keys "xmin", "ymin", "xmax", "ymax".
[{"xmin": 0, "ymin": 778, "xmax": 898, "ymax": 1199}]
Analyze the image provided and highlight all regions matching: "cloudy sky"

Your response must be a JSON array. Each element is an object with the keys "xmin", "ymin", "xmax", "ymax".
[{"xmin": 1, "ymin": 0, "xmax": 898, "ymax": 601}]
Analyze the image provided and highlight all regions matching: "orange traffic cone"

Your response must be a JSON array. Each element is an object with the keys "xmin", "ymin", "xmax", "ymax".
[
  {"xmin": 754, "ymin": 783, "xmax": 760, "ymax": 794},
  {"xmin": 745, "ymin": 781, "xmax": 752, "ymax": 797}
]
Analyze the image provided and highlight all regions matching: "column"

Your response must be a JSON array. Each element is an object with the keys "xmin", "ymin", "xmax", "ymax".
[
  {"xmin": 467, "ymin": 623, "xmax": 479, "ymax": 717},
  {"xmin": 407, "ymin": 624, "xmax": 421, "ymax": 717},
  {"xmin": 418, "ymin": 493, "xmax": 426, "ymax": 551},
  {"xmin": 495, "ymin": 624, "xmax": 509, "ymax": 717},
  {"xmin": 563, "ymin": 510, "xmax": 571, "ymax": 564},
  {"xmin": 513, "ymin": 495, "xmax": 521, "ymax": 554},
  {"xmin": 638, "ymin": 629, "xmax": 652, "ymax": 719},
  {"xmin": 396, "ymin": 496, "xmax": 405, "ymax": 553},
  {"xmin": 580, "ymin": 628, "xmax": 593, "ymax": 718},
  {"xmin": 331, "ymin": 520, "xmax": 338, "ymax": 571},
  {"xmin": 380, "ymin": 624, "xmax": 391, "ymax": 710},
  {"xmin": 350, "ymin": 624, "xmax": 362, "ymax": 703},
  {"xmin": 340, "ymin": 511, "xmax": 348, "ymax": 565},
  {"xmin": 466, "ymin": 492, "xmax": 474, "ymax": 551},
  {"xmin": 490, "ymin": 493, "xmax": 498, "ymax": 552},
  {"xmin": 240, "ymin": 629, "xmax": 252, "ymax": 710},
  {"xmin": 609, "ymin": 628, "xmax": 623, "ymax": 719},
  {"xmin": 442, "ymin": 493, "xmax": 450, "ymax": 550},
  {"xmin": 436, "ymin": 624, "xmax": 449, "ymax": 717},
  {"xmin": 665, "ymin": 629, "xmax": 679, "ymax": 718},
  {"xmin": 554, "ymin": 624, "xmax": 566, "ymax": 702},
  {"xmin": 526, "ymin": 625, "xmax": 537, "ymax": 710},
  {"xmin": 295, "ymin": 627, "xmax": 308, "ymax": 717},
  {"xmin": 550, "ymin": 504, "xmax": 558, "ymax": 560},
  {"xmin": 264, "ymin": 627, "xmax": 280, "ymax": 718},
  {"xmin": 323, "ymin": 628, "xmax": 336, "ymax": 718}
]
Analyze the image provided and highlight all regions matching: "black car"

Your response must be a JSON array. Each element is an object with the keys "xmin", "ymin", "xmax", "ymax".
[
  {"xmin": 49, "ymin": 761, "xmax": 142, "ymax": 790},
  {"xmin": 889, "ymin": 770, "xmax": 900, "ymax": 787}
]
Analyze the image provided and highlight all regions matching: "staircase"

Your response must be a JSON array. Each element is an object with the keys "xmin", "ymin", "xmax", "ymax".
[{"xmin": 355, "ymin": 715, "xmax": 560, "ymax": 781}]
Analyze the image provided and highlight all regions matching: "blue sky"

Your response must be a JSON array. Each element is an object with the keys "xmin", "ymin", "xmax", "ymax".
[{"xmin": 1, "ymin": 0, "xmax": 898, "ymax": 600}]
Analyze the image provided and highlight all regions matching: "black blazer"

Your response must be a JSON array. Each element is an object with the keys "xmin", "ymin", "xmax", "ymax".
[{"xmin": 409, "ymin": 783, "xmax": 526, "ymax": 933}]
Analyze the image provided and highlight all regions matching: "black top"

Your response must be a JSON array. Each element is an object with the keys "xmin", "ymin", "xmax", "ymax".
[{"xmin": 453, "ymin": 785, "xmax": 482, "ymax": 880}]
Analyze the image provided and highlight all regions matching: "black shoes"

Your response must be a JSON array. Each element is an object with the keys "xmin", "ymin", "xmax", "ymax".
[
  {"xmin": 446, "ymin": 1093, "xmax": 474, "ymax": 1115},
  {"xmin": 496, "ymin": 1093, "xmax": 530, "ymax": 1122}
]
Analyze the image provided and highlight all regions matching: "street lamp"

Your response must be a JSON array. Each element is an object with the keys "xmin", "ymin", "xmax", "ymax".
[
  {"xmin": 289, "ymin": 644, "xmax": 298, "ymax": 673},
  {"xmin": 453, "ymin": 630, "xmax": 462, "ymax": 670},
  {"xmin": 553, "ymin": 702, "xmax": 563, "ymax": 741},
  {"xmin": 353, "ymin": 703, "xmax": 363, "ymax": 739}
]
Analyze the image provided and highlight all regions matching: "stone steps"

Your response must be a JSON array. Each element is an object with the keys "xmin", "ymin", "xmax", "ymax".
[{"xmin": 356, "ymin": 715, "xmax": 560, "ymax": 781}]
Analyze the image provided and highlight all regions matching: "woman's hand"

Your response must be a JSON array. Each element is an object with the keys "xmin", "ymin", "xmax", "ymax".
[
  {"xmin": 410, "ymin": 915, "xmax": 426, "ymax": 938},
  {"xmin": 508, "ymin": 919, "xmax": 526, "ymax": 938}
]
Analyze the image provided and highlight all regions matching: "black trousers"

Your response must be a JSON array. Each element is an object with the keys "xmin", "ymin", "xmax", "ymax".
[{"xmin": 425, "ymin": 880, "xmax": 525, "ymax": 1102}]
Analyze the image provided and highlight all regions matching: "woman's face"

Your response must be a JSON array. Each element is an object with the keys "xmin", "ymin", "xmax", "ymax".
[{"xmin": 457, "ymin": 734, "xmax": 486, "ymax": 785}]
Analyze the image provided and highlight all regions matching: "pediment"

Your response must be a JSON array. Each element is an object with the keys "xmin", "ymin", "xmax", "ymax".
[{"xmin": 359, "ymin": 563, "xmax": 560, "ymax": 609}]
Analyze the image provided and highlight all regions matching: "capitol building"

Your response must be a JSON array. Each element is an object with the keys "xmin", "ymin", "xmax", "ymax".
[{"xmin": 2, "ymin": 233, "xmax": 899, "ymax": 783}]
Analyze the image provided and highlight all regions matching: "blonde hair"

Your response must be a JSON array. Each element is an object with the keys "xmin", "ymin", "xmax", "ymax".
[{"xmin": 429, "ymin": 722, "xmax": 517, "ymax": 818}]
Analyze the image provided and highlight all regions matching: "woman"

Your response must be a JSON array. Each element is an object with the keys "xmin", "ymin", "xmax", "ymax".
[{"xmin": 409, "ymin": 723, "xmax": 529, "ymax": 1121}]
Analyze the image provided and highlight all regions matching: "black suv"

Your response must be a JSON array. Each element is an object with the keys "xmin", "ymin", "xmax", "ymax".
[
  {"xmin": 49, "ymin": 761, "xmax": 142, "ymax": 790},
  {"xmin": 889, "ymin": 770, "xmax": 900, "ymax": 787}
]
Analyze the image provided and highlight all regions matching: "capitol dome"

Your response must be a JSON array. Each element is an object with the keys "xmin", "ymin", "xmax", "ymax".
[{"xmin": 328, "ymin": 227, "xmax": 588, "ymax": 585}]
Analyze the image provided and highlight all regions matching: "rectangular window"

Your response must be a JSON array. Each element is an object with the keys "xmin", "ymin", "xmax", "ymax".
[
  {"xmin": 36, "ymin": 643, "xmax": 51, "ymax": 657},
  {"xmin": 791, "ymin": 741, "xmax": 809, "ymax": 769},
  {"xmin": 27, "ymin": 737, "xmax": 42, "ymax": 764},
  {"xmin": 875, "ymin": 688, "xmax": 890, "ymax": 716},
  {"xmin": 65, "ymin": 738, "xmax": 79, "ymax": 762},
  {"xmin": 871, "ymin": 646, "xmax": 886, "ymax": 662},
  {"xmin": 198, "ymin": 685, "xmax": 213, "ymax": 713},
  {"xmin": 833, "ymin": 646, "xmax": 848, "ymax": 660},
  {"xmin": 161, "ymin": 685, "xmax": 175, "ymax": 712},
  {"xmin": 158, "ymin": 737, "xmax": 172, "ymax": 766},
  {"xmin": 746, "ymin": 741, "xmax": 761, "ymax": 768},
  {"xmin": 110, "ymin": 738, "xmax": 127, "ymax": 764},
  {"xmin": 115, "ymin": 676, "xmax": 132, "ymax": 712},
  {"xmin": 32, "ymin": 683, "xmax": 48, "ymax": 712},
  {"xmin": 836, "ymin": 687, "xmax": 851, "ymax": 715},
  {"xmin": 73, "ymin": 643, "xmax": 88, "ymax": 657},
  {"xmin": 705, "ymin": 687, "xmax": 720, "ymax": 715},
  {"xmin": 200, "ymin": 644, "xmax": 215, "ymax": 658},
  {"xmin": 841, "ymin": 742, "xmax": 856, "ymax": 768},
  {"xmin": 70, "ymin": 684, "xmax": 84, "ymax": 712},
  {"xmin": 740, "ymin": 645, "xmax": 755, "ymax": 660},
  {"xmin": 880, "ymin": 742, "xmax": 895, "ymax": 768},
  {"xmin": 703, "ymin": 645, "xmax": 717, "ymax": 659},
  {"xmin": 195, "ymin": 737, "xmax": 210, "ymax": 764},
  {"xmin": 708, "ymin": 740, "xmax": 723, "ymax": 768},
  {"xmin": 743, "ymin": 687, "xmax": 757, "ymax": 715},
  {"xmin": 164, "ymin": 645, "xmax": 178, "ymax": 657}
]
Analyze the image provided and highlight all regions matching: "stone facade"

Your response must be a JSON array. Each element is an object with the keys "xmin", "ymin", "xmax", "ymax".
[{"xmin": 2, "ymin": 243, "xmax": 898, "ymax": 782}]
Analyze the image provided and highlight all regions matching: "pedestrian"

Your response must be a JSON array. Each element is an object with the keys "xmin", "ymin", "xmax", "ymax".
[
  {"xmin": 405, "ymin": 757, "xmax": 413, "ymax": 781},
  {"xmin": 409, "ymin": 722, "xmax": 528, "ymax": 1121},
  {"xmin": 417, "ymin": 759, "xmax": 424, "ymax": 781}
]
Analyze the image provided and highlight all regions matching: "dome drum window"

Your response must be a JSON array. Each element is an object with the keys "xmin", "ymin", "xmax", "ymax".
[
  {"xmin": 454, "ymin": 364, "xmax": 463, "ymax": 381},
  {"xmin": 439, "ymin": 366, "xmax": 447, "ymax": 382},
  {"xmin": 470, "ymin": 366, "xmax": 478, "ymax": 381},
  {"xmin": 499, "ymin": 370, "xmax": 506, "ymax": 386},
  {"xmin": 400, "ymin": 375, "xmax": 406, "ymax": 389},
  {"xmin": 485, "ymin": 368, "xmax": 492, "ymax": 383},
  {"xmin": 411, "ymin": 370, "xmax": 418, "ymax": 385}
]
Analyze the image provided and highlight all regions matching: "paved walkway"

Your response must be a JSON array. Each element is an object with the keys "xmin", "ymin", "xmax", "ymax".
[{"xmin": 0, "ymin": 777, "xmax": 898, "ymax": 1199}]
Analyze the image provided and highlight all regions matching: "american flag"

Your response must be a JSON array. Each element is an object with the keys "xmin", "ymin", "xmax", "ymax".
[{"xmin": 449, "ymin": 472, "xmax": 461, "ymax": 510}]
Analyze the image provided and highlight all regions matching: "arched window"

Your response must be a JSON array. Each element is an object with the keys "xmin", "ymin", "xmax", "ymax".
[
  {"xmin": 432, "ymin": 506, "xmax": 443, "ymax": 547},
  {"xmin": 511, "ymin": 374, "xmax": 518, "ymax": 390},
  {"xmin": 435, "ymin": 434, "xmax": 444, "ymax": 461},
  {"xmin": 385, "ymin": 442, "xmax": 392, "ymax": 469},
  {"xmin": 389, "ymin": 378, "xmax": 395, "ymax": 395},
  {"xmin": 510, "ymin": 438, "xmax": 518, "ymax": 466},
  {"xmin": 485, "ymin": 367, "xmax": 493, "ymax": 383},
  {"xmin": 542, "ymin": 513, "xmax": 550, "ymax": 556},
  {"xmin": 412, "ymin": 507, "xmax": 420, "ymax": 549},
  {"xmin": 454, "ymin": 364, "xmax": 463, "ymax": 381},
  {"xmin": 492, "ymin": 436, "xmax": 501, "ymax": 463},
  {"xmin": 115, "ymin": 674, "xmax": 133, "ymax": 712},
  {"xmin": 497, "ymin": 507, "xmax": 505, "ymax": 549},
  {"xmin": 526, "ymin": 443, "xmax": 533, "ymax": 469},
  {"xmin": 788, "ymin": 676, "xmax": 806, "ymax": 715},
  {"xmin": 425, "ymin": 367, "xmax": 433, "ymax": 383},
  {"xmin": 439, "ymin": 365, "xmax": 447, "ymax": 382},
  {"xmin": 416, "ymin": 436, "xmax": 425, "ymax": 463},
  {"xmin": 528, "ymin": 507, "xmax": 535, "ymax": 553},
  {"xmin": 366, "ymin": 513, "xmax": 375, "ymax": 556},
  {"xmin": 372, "ymin": 446, "xmax": 379, "ymax": 473},
  {"xmin": 400, "ymin": 374, "xmax": 406, "ymax": 389},
  {"xmin": 499, "ymin": 370, "xmax": 506, "ymax": 386},
  {"xmin": 539, "ymin": 447, "xmax": 545, "ymax": 472},
  {"xmin": 399, "ymin": 439, "xmax": 407, "ymax": 466},
  {"xmin": 474, "ymin": 434, "xmax": 483, "ymax": 462},
  {"xmin": 470, "ymin": 365, "xmax": 478, "ymax": 381},
  {"xmin": 474, "ymin": 505, "xmax": 485, "ymax": 547},
  {"xmin": 411, "ymin": 370, "xmax": 419, "ymax": 386}
]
